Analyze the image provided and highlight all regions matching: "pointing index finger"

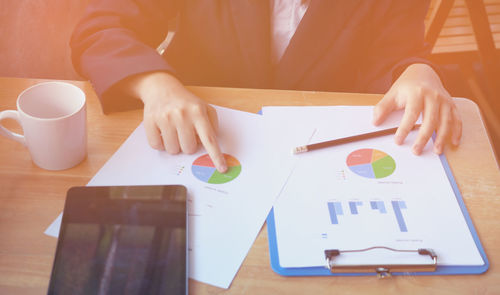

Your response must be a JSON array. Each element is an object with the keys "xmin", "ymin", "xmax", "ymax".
[{"xmin": 194, "ymin": 115, "xmax": 227, "ymax": 173}]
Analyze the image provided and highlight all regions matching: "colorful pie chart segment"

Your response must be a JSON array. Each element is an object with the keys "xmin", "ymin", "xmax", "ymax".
[
  {"xmin": 346, "ymin": 149, "xmax": 396, "ymax": 179},
  {"xmin": 192, "ymin": 153, "xmax": 241, "ymax": 184}
]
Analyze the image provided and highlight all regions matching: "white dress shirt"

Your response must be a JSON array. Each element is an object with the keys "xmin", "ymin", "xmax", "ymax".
[{"xmin": 270, "ymin": 0, "xmax": 311, "ymax": 64}]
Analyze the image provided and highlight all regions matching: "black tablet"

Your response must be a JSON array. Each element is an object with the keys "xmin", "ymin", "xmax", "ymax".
[{"xmin": 47, "ymin": 185, "xmax": 187, "ymax": 295}]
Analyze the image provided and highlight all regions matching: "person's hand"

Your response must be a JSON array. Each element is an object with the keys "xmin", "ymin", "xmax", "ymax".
[
  {"xmin": 373, "ymin": 63, "xmax": 462, "ymax": 155},
  {"xmin": 125, "ymin": 71, "xmax": 227, "ymax": 172}
]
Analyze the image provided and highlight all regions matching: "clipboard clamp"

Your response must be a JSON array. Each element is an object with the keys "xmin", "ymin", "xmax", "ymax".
[{"xmin": 324, "ymin": 246, "xmax": 437, "ymax": 278}]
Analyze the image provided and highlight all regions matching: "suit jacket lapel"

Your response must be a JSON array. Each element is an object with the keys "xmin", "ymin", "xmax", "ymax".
[
  {"xmin": 274, "ymin": 0, "xmax": 363, "ymax": 89},
  {"xmin": 229, "ymin": 1, "xmax": 272, "ymax": 88}
]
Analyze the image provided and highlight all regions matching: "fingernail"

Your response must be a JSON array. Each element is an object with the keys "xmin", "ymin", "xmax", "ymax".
[
  {"xmin": 412, "ymin": 144, "xmax": 422, "ymax": 155},
  {"xmin": 433, "ymin": 144, "xmax": 442, "ymax": 154},
  {"xmin": 394, "ymin": 134, "xmax": 403, "ymax": 145},
  {"xmin": 218, "ymin": 164, "xmax": 227, "ymax": 173}
]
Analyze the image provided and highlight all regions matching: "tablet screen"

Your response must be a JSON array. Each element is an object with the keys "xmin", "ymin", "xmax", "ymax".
[{"xmin": 48, "ymin": 185, "xmax": 187, "ymax": 295}]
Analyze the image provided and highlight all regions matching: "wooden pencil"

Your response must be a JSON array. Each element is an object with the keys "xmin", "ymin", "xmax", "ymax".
[{"xmin": 293, "ymin": 124, "xmax": 421, "ymax": 154}]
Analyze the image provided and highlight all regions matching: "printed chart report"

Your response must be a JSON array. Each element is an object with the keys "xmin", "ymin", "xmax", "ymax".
[
  {"xmin": 45, "ymin": 106, "xmax": 282, "ymax": 289},
  {"xmin": 264, "ymin": 106, "xmax": 484, "ymax": 269},
  {"xmin": 274, "ymin": 136, "xmax": 484, "ymax": 268}
]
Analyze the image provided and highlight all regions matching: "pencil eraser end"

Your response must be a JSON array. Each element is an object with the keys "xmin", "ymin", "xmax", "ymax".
[{"xmin": 293, "ymin": 146, "xmax": 308, "ymax": 154}]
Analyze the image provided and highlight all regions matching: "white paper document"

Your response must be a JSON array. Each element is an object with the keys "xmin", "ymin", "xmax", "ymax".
[
  {"xmin": 45, "ymin": 106, "xmax": 283, "ymax": 289},
  {"xmin": 263, "ymin": 106, "xmax": 484, "ymax": 268}
]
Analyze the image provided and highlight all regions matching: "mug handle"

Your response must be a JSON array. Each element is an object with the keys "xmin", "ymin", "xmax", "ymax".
[{"xmin": 0, "ymin": 110, "xmax": 26, "ymax": 146}]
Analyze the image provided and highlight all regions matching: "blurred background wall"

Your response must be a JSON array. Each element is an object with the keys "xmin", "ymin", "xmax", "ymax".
[
  {"xmin": 0, "ymin": 0, "xmax": 89, "ymax": 80},
  {"xmin": 0, "ymin": 0, "xmax": 498, "ymax": 159}
]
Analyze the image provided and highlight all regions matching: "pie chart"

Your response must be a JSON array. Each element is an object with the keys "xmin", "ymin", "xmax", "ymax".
[
  {"xmin": 346, "ymin": 149, "xmax": 396, "ymax": 179},
  {"xmin": 192, "ymin": 153, "xmax": 241, "ymax": 184}
]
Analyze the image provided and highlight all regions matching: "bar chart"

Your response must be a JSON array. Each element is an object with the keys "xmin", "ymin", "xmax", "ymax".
[{"xmin": 327, "ymin": 200, "xmax": 408, "ymax": 232}]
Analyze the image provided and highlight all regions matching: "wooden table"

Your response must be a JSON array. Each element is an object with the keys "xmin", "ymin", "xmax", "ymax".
[{"xmin": 1, "ymin": 77, "xmax": 499, "ymax": 294}]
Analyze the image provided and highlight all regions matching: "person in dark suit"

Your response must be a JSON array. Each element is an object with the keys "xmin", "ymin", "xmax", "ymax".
[{"xmin": 71, "ymin": 0, "xmax": 461, "ymax": 172}]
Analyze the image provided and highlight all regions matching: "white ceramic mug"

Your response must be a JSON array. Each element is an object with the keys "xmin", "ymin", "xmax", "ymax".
[{"xmin": 0, "ymin": 82, "xmax": 87, "ymax": 170}]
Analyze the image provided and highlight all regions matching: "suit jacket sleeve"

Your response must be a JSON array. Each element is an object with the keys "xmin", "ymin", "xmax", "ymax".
[
  {"xmin": 70, "ymin": 0, "xmax": 178, "ymax": 112},
  {"xmin": 360, "ymin": 1, "xmax": 435, "ymax": 93}
]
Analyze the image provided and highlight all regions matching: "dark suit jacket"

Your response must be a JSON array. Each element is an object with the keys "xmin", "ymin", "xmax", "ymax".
[{"xmin": 71, "ymin": 0, "xmax": 432, "ymax": 112}]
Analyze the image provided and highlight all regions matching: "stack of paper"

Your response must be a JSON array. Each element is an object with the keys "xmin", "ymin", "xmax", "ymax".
[
  {"xmin": 45, "ymin": 106, "xmax": 288, "ymax": 289},
  {"xmin": 46, "ymin": 104, "xmax": 486, "ymax": 287},
  {"xmin": 263, "ymin": 106, "xmax": 484, "ymax": 270}
]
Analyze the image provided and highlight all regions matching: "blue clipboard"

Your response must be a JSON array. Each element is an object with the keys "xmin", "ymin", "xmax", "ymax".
[{"xmin": 266, "ymin": 152, "xmax": 489, "ymax": 276}]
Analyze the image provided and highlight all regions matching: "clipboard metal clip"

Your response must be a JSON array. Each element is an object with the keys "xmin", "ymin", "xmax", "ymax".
[{"xmin": 324, "ymin": 246, "xmax": 437, "ymax": 278}]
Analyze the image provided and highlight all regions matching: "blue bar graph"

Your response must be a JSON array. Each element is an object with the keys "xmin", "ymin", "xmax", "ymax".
[
  {"xmin": 370, "ymin": 200, "xmax": 387, "ymax": 213},
  {"xmin": 327, "ymin": 202, "xmax": 343, "ymax": 224},
  {"xmin": 349, "ymin": 201, "xmax": 363, "ymax": 214},
  {"xmin": 327, "ymin": 200, "xmax": 408, "ymax": 231},
  {"xmin": 391, "ymin": 200, "xmax": 408, "ymax": 232}
]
